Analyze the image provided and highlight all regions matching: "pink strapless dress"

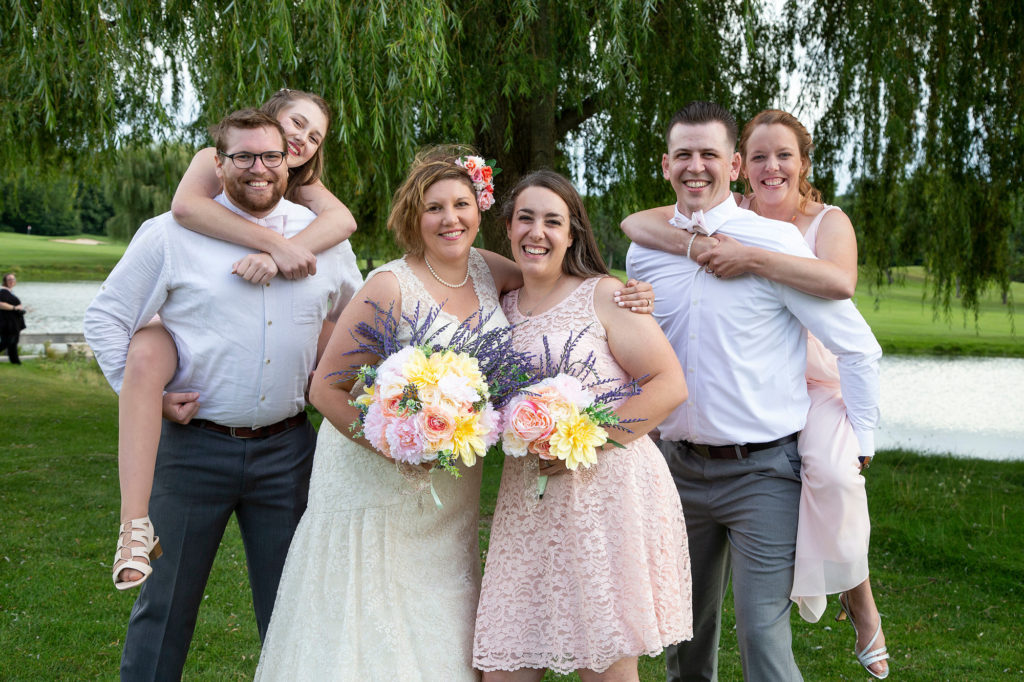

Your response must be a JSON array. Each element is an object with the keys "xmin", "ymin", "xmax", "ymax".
[{"xmin": 473, "ymin": 277, "xmax": 692, "ymax": 674}]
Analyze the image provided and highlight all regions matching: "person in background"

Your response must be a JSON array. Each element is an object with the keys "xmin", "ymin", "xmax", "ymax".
[{"xmin": 0, "ymin": 273, "xmax": 26, "ymax": 365}]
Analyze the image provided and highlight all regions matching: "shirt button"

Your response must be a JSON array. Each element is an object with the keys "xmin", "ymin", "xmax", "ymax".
[
  {"xmin": 265, "ymin": 358, "xmax": 271, "ymax": 364},
  {"xmin": 690, "ymin": 334, "xmax": 696, "ymax": 340},
  {"xmin": 265, "ymin": 282, "xmax": 271, "ymax": 287},
  {"xmin": 267, "ymin": 320, "xmax": 273, "ymax": 326},
  {"xmin": 260, "ymin": 395, "xmax": 266, "ymax": 401}
]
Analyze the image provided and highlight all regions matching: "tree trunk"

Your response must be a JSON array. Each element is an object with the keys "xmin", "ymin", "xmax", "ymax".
[{"xmin": 475, "ymin": 0, "xmax": 558, "ymax": 258}]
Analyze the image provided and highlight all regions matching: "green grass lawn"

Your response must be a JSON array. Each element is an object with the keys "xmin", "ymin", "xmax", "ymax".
[
  {"xmin": 0, "ymin": 232, "xmax": 128, "ymax": 281},
  {"xmin": 854, "ymin": 269, "xmax": 1023, "ymax": 357},
  {"xmin": 2, "ymin": 358, "xmax": 1023, "ymax": 680}
]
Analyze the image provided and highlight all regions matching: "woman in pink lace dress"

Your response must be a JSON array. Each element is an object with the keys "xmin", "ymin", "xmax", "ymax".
[
  {"xmin": 621, "ymin": 109, "xmax": 889, "ymax": 679},
  {"xmin": 474, "ymin": 170, "xmax": 693, "ymax": 681}
]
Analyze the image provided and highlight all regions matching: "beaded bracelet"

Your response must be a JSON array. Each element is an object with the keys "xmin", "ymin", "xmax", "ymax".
[{"xmin": 686, "ymin": 232, "xmax": 699, "ymax": 262}]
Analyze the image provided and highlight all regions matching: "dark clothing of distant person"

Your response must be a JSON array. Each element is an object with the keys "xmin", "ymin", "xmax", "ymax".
[{"xmin": 0, "ymin": 287, "xmax": 25, "ymax": 364}]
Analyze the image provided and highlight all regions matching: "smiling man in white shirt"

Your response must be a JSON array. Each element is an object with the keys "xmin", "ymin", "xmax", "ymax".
[
  {"xmin": 626, "ymin": 101, "xmax": 881, "ymax": 682},
  {"xmin": 85, "ymin": 108, "xmax": 358, "ymax": 680}
]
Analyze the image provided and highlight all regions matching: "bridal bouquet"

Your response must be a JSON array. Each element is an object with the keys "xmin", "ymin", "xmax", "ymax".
[
  {"xmin": 346, "ymin": 302, "xmax": 534, "ymax": 477},
  {"xmin": 501, "ymin": 329, "xmax": 644, "ymax": 478}
]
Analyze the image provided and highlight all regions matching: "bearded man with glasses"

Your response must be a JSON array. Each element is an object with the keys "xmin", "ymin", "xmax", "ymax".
[{"xmin": 86, "ymin": 108, "xmax": 355, "ymax": 680}]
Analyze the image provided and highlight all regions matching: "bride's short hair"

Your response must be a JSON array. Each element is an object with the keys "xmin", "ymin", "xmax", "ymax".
[{"xmin": 387, "ymin": 145, "xmax": 479, "ymax": 256}]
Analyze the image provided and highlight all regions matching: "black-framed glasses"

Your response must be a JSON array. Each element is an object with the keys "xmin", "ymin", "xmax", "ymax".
[{"xmin": 217, "ymin": 150, "xmax": 287, "ymax": 169}]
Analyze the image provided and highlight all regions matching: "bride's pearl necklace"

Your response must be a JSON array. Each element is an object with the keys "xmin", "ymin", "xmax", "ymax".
[{"xmin": 424, "ymin": 255, "xmax": 470, "ymax": 288}]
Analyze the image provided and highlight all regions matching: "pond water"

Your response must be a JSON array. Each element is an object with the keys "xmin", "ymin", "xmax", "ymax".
[
  {"xmin": 11, "ymin": 281, "xmax": 1024, "ymax": 461},
  {"xmin": 13, "ymin": 280, "xmax": 102, "ymax": 334}
]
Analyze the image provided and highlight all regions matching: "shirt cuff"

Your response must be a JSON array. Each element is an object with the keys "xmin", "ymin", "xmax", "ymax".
[{"xmin": 853, "ymin": 427, "xmax": 875, "ymax": 460}]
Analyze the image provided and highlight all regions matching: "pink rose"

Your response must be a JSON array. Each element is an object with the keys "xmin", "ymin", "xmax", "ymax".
[
  {"xmin": 463, "ymin": 157, "xmax": 479, "ymax": 172},
  {"xmin": 529, "ymin": 437, "xmax": 555, "ymax": 460},
  {"xmin": 481, "ymin": 166, "xmax": 493, "ymax": 182},
  {"xmin": 532, "ymin": 384, "xmax": 575, "ymax": 423},
  {"xmin": 419, "ymin": 404, "xmax": 456, "ymax": 445},
  {"xmin": 379, "ymin": 390, "xmax": 409, "ymax": 418},
  {"xmin": 477, "ymin": 192, "xmax": 494, "ymax": 212},
  {"xmin": 507, "ymin": 397, "xmax": 554, "ymax": 441}
]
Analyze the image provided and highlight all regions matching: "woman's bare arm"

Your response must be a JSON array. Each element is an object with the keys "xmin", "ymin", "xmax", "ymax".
[
  {"xmin": 309, "ymin": 273, "xmax": 400, "ymax": 456},
  {"xmin": 698, "ymin": 208, "xmax": 858, "ymax": 299},
  {"xmin": 593, "ymin": 277, "xmax": 688, "ymax": 445}
]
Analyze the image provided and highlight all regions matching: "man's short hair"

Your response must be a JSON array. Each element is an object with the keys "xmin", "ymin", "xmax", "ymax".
[
  {"xmin": 208, "ymin": 109, "xmax": 286, "ymax": 153},
  {"xmin": 665, "ymin": 101, "xmax": 739, "ymax": 149}
]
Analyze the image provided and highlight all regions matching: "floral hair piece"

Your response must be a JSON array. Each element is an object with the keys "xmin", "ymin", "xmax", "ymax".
[{"xmin": 455, "ymin": 156, "xmax": 500, "ymax": 211}]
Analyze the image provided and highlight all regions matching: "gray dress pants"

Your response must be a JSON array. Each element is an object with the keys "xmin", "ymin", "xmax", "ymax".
[
  {"xmin": 120, "ymin": 418, "xmax": 315, "ymax": 682},
  {"xmin": 660, "ymin": 439, "xmax": 803, "ymax": 682}
]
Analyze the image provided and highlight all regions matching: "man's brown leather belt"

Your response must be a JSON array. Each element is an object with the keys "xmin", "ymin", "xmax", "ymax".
[
  {"xmin": 189, "ymin": 412, "xmax": 307, "ymax": 439},
  {"xmin": 683, "ymin": 432, "xmax": 799, "ymax": 460}
]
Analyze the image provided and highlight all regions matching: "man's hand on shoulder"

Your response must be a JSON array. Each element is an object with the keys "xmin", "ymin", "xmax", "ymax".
[
  {"xmin": 232, "ymin": 253, "xmax": 279, "ymax": 285},
  {"xmin": 162, "ymin": 392, "xmax": 200, "ymax": 424}
]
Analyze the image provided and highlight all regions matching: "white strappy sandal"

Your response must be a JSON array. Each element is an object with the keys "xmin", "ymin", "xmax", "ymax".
[
  {"xmin": 112, "ymin": 516, "xmax": 163, "ymax": 591},
  {"xmin": 836, "ymin": 591, "xmax": 890, "ymax": 679}
]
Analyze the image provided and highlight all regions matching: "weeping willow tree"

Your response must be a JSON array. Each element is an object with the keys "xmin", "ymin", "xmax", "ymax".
[
  {"xmin": 102, "ymin": 142, "xmax": 195, "ymax": 240},
  {"xmin": 2, "ymin": 0, "xmax": 1019, "ymax": 314},
  {"xmin": 794, "ymin": 0, "xmax": 1022, "ymax": 318},
  {"xmin": 1, "ymin": 1, "xmax": 782, "ymax": 251}
]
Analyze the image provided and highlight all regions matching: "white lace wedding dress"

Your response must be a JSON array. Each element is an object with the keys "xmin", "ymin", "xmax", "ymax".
[{"xmin": 255, "ymin": 249, "xmax": 506, "ymax": 682}]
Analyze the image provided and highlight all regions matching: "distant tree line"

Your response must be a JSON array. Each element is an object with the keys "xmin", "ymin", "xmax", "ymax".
[{"xmin": 0, "ymin": 143, "xmax": 193, "ymax": 240}]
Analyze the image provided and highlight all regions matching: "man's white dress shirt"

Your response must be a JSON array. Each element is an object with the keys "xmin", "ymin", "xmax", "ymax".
[
  {"xmin": 626, "ymin": 195, "xmax": 881, "ymax": 458},
  {"xmin": 85, "ymin": 194, "xmax": 362, "ymax": 428}
]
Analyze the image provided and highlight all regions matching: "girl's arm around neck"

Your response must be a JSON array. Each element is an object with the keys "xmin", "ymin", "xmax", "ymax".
[
  {"xmin": 699, "ymin": 207, "xmax": 858, "ymax": 299},
  {"xmin": 170, "ymin": 148, "xmax": 357, "ymax": 280}
]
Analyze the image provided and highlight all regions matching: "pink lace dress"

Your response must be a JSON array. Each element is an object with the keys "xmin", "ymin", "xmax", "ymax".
[
  {"xmin": 790, "ymin": 205, "xmax": 872, "ymax": 622},
  {"xmin": 473, "ymin": 277, "xmax": 692, "ymax": 675}
]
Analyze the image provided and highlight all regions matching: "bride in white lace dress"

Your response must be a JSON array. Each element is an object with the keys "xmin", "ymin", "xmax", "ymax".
[{"xmin": 254, "ymin": 148, "xmax": 521, "ymax": 681}]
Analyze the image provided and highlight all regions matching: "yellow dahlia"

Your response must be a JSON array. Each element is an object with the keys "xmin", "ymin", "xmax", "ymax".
[{"xmin": 549, "ymin": 406, "xmax": 607, "ymax": 470}]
